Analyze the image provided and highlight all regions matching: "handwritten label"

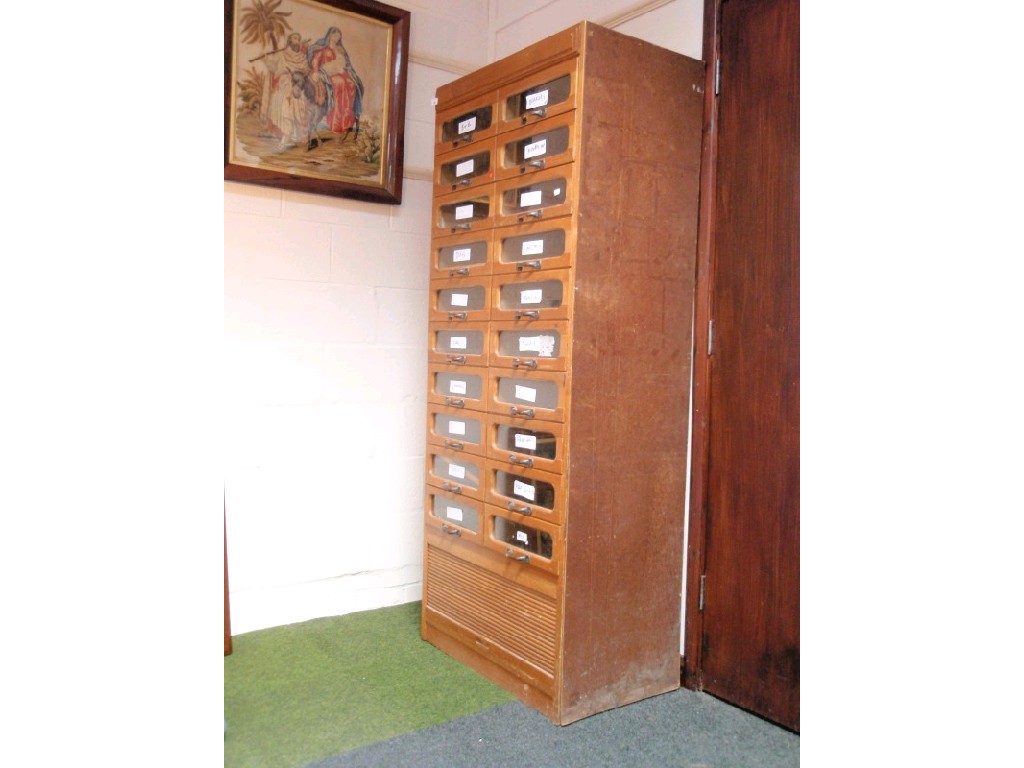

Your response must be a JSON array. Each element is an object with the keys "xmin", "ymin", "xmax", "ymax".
[
  {"xmin": 516, "ymin": 530, "xmax": 530, "ymax": 544},
  {"xmin": 524, "ymin": 139, "xmax": 547, "ymax": 159},
  {"xmin": 514, "ymin": 433, "xmax": 537, "ymax": 450},
  {"xmin": 520, "ymin": 190, "xmax": 542, "ymax": 207},
  {"xmin": 513, "ymin": 480, "xmax": 536, "ymax": 501},
  {"xmin": 449, "ymin": 336, "xmax": 467, "ymax": 350},
  {"xmin": 515, "ymin": 385, "xmax": 537, "ymax": 403},
  {"xmin": 450, "ymin": 292, "xmax": 469, "ymax": 307},
  {"xmin": 457, "ymin": 116, "xmax": 476, "ymax": 134},
  {"xmin": 520, "ymin": 289, "xmax": 543, "ymax": 305},
  {"xmin": 448, "ymin": 420, "xmax": 466, "ymax": 436},
  {"xmin": 448, "ymin": 379, "xmax": 467, "ymax": 395},
  {"xmin": 455, "ymin": 158, "xmax": 475, "ymax": 177},
  {"xmin": 518, "ymin": 335, "xmax": 556, "ymax": 356},
  {"xmin": 525, "ymin": 90, "xmax": 549, "ymax": 110},
  {"xmin": 446, "ymin": 506, "xmax": 464, "ymax": 522},
  {"xmin": 454, "ymin": 204, "xmax": 474, "ymax": 220},
  {"xmin": 521, "ymin": 239, "xmax": 544, "ymax": 256},
  {"xmin": 451, "ymin": 247, "xmax": 472, "ymax": 263},
  {"xmin": 447, "ymin": 463, "xmax": 466, "ymax": 480}
]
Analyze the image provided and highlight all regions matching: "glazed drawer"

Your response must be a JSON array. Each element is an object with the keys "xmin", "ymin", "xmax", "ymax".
[
  {"xmin": 489, "ymin": 320, "xmax": 570, "ymax": 372},
  {"xmin": 485, "ymin": 460, "xmax": 565, "ymax": 526},
  {"xmin": 495, "ymin": 111, "xmax": 577, "ymax": 181},
  {"xmin": 491, "ymin": 268, "xmax": 571, "ymax": 322},
  {"xmin": 426, "ymin": 487, "xmax": 484, "ymax": 543},
  {"xmin": 488, "ymin": 368, "xmax": 566, "ymax": 423},
  {"xmin": 498, "ymin": 59, "xmax": 579, "ymax": 131},
  {"xmin": 429, "ymin": 275, "xmax": 491, "ymax": 323},
  {"xmin": 483, "ymin": 504, "xmax": 562, "ymax": 576},
  {"xmin": 434, "ymin": 140, "xmax": 496, "ymax": 197},
  {"xmin": 487, "ymin": 418, "xmax": 565, "ymax": 476},
  {"xmin": 427, "ymin": 404, "xmax": 487, "ymax": 457},
  {"xmin": 428, "ymin": 321, "xmax": 489, "ymax": 367},
  {"xmin": 428, "ymin": 363, "xmax": 488, "ymax": 411},
  {"xmin": 433, "ymin": 187, "xmax": 496, "ymax": 238},
  {"xmin": 495, "ymin": 164, "xmax": 576, "ymax": 228},
  {"xmin": 493, "ymin": 217, "xmax": 575, "ymax": 274},
  {"xmin": 435, "ymin": 95, "xmax": 498, "ymax": 154},
  {"xmin": 426, "ymin": 447, "xmax": 485, "ymax": 501},
  {"xmin": 431, "ymin": 230, "xmax": 494, "ymax": 279}
]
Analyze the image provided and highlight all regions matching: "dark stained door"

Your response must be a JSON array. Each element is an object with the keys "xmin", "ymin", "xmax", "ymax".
[{"xmin": 699, "ymin": 0, "xmax": 800, "ymax": 731}]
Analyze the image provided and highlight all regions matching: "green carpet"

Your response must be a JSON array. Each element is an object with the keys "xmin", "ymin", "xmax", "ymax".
[{"xmin": 224, "ymin": 601, "xmax": 513, "ymax": 768}]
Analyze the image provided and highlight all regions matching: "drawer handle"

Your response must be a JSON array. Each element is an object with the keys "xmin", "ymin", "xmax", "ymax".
[
  {"xmin": 519, "ymin": 159, "xmax": 545, "ymax": 173},
  {"xmin": 447, "ymin": 311, "xmax": 467, "ymax": 320},
  {"xmin": 458, "ymin": 178, "xmax": 472, "ymax": 186},
  {"xmin": 449, "ymin": 267, "xmax": 470, "ymax": 276},
  {"xmin": 441, "ymin": 523, "xmax": 462, "ymax": 536},
  {"xmin": 518, "ymin": 211, "xmax": 543, "ymax": 222},
  {"xmin": 453, "ymin": 132, "xmax": 474, "ymax": 146},
  {"xmin": 443, "ymin": 440, "xmax": 464, "ymax": 450},
  {"xmin": 508, "ymin": 455, "xmax": 534, "ymax": 468},
  {"xmin": 515, "ymin": 310, "xmax": 540, "ymax": 320},
  {"xmin": 516, "ymin": 260, "xmax": 542, "ymax": 272},
  {"xmin": 441, "ymin": 482, "xmax": 463, "ymax": 494},
  {"xmin": 444, "ymin": 397, "xmax": 465, "ymax": 408},
  {"xmin": 507, "ymin": 501, "xmax": 532, "ymax": 515},
  {"xmin": 512, "ymin": 358, "xmax": 538, "ymax": 369},
  {"xmin": 451, "ymin": 224, "xmax": 472, "ymax": 231},
  {"xmin": 523, "ymin": 107, "xmax": 547, "ymax": 120},
  {"xmin": 510, "ymin": 406, "xmax": 535, "ymax": 418},
  {"xmin": 505, "ymin": 548, "xmax": 530, "ymax": 562},
  {"xmin": 446, "ymin": 355, "xmax": 466, "ymax": 364}
]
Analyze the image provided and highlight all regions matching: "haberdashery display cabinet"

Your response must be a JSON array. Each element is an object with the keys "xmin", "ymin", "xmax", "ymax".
[{"xmin": 421, "ymin": 21, "xmax": 704, "ymax": 725}]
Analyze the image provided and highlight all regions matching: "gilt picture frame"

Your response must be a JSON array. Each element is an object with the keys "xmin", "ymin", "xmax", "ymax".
[{"xmin": 225, "ymin": 0, "xmax": 410, "ymax": 204}]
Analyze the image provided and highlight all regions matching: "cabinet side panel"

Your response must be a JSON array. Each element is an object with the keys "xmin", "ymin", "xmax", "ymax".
[{"xmin": 559, "ymin": 25, "xmax": 705, "ymax": 723}]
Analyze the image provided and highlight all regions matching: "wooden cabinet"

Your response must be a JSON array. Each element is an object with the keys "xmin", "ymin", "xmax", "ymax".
[{"xmin": 421, "ymin": 21, "xmax": 705, "ymax": 725}]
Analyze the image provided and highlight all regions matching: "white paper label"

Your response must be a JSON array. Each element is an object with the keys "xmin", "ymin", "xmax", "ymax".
[
  {"xmin": 455, "ymin": 158, "xmax": 475, "ymax": 177},
  {"xmin": 518, "ymin": 335, "xmax": 556, "ymax": 356},
  {"xmin": 516, "ymin": 530, "xmax": 530, "ymax": 543},
  {"xmin": 515, "ymin": 385, "xmax": 537, "ymax": 403},
  {"xmin": 448, "ymin": 379, "xmax": 467, "ymax": 395},
  {"xmin": 446, "ymin": 506, "xmax": 464, "ymax": 522},
  {"xmin": 447, "ymin": 463, "xmax": 466, "ymax": 480},
  {"xmin": 525, "ymin": 90, "xmax": 549, "ymax": 109},
  {"xmin": 514, "ymin": 433, "xmax": 537, "ymax": 450},
  {"xmin": 451, "ymin": 247, "xmax": 472, "ymax": 263},
  {"xmin": 457, "ymin": 116, "xmax": 477, "ymax": 134},
  {"xmin": 450, "ymin": 292, "xmax": 469, "ymax": 307},
  {"xmin": 553, "ymin": 188, "xmax": 561, "ymax": 197},
  {"xmin": 448, "ymin": 420, "xmax": 466, "ymax": 436},
  {"xmin": 513, "ymin": 479, "xmax": 536, "ymax": 501},
  {"xmin": 520, "ymin": 289, "xmax": 543, "ymax": 305},
  {"xmin": 520, "ymin": 190, "xmax": 542, "ymax": 207},
  {"xmin": 454, "ymin": 204, "xmax": 474, "ymax": 220},
  {"xmin": 521, "ymin": 239, "xmax": 545, "ymax": 256},
  {"xmin": 449, "ymin": 336, "xmax": 467, "ymax": 350},
  {"xmin": 523, "ymin": 139, "xmax": 547, "ymax": 159}
]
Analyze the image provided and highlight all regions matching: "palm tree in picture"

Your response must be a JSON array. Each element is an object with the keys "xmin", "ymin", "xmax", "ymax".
[{"xmin": 238, "ymin": 0, "xmax": 293, "ymax": 53}]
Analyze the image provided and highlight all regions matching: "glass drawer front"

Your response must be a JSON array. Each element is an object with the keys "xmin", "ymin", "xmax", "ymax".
[
  {"xmin": 498, "ymin": 278, "xmax": 563, "ymax": 313},
  {"xmin": 497, "ymin": 113, "xmax": 575, "ymax": 179},
  {"xmin": 501, "ymin": 177, "xmax": 567, "ymax": 218},
  {"xmin": 438, "ymin": 104, "xmax": 494, "ymax": 148},
  {"xmin": 492, "ymin": 515, "xmax": 553, "ymax": 559},
  {"xmin": 433, "ymin": 235, "xmax": 491, "ymax": 277},
  {"xmin": 434, "ymin": 283, "xmax": 488, "ymax": 317},
  {"xmin": 435, "ymin": 328, "xmax": 484, "ymax": 356},
  {"xmin": 496, "ymin": 224, "xmax": 570, "ymax": 272},
  {"xmin": 433, "ymin": 412, "xmax": 482, "ymax": 446},
  {"xmin": 496, "ymin": 376, "xmax": 560, "ymax": 412},
  {"xmin": 430, "ymin": 493, "xmax": 480, "ymax": 534},
  {"xmin": 495, "ymin": 424, "xmax": 558, "ymax": 462},
  {"xmin": 432, "ymin": 368, "xmax": 484, "ymax": 406},
  {"xmin": 431, "ymin": 453, "xmax": 482, "ymax": 492},
  {"xmin": 437, "ymin": 148, "xmax": 493, "ymax": 193},
  {"xmin": 494, "ymin": 469, "xmax": 556, "ymax": 511},
  {"xmin": 502, "ymin": 70, "xmax": 575, "ymax": 126},
  {"xmin": 437, "ymin": 196, "xmax": 491, "ymax": 231},
  {"xmin": 498, "ymin": 329, "xmax": 561, "ymax": 360}
]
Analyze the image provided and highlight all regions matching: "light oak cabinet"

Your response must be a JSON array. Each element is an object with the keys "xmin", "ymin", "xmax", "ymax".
[{"xmin": 421, "ymin": 22, "xmax": 704, "ymax": 725}]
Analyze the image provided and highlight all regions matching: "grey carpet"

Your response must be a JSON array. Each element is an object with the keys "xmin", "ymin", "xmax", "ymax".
[{"xmin": 304, "ymin": 687, "xmax": 799, "ymax": 768}]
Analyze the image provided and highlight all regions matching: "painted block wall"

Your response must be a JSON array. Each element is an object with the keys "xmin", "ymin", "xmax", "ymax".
[{"xmin": 225, "ymin": 0, "xmax": 703, "ymax": 635}]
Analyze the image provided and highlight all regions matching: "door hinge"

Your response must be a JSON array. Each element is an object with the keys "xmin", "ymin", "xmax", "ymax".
[
  {"xmin": 707, "ymin": 319, "xmax": 714, "ymax": 356},
  {"xmin": 715, "ymin": 58, "xmax": 721, "ymax": 95},
  {"xmin": 698, "ymin": 574, "xmax": 706, "ymax": 612}
]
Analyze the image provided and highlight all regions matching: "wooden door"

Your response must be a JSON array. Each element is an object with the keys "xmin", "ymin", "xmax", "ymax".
[{"xmin": 685, "ymin": 0, "xmax": 799, "ymax": 731}]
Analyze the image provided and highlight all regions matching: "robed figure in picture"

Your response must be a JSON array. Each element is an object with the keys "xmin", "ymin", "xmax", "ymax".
[{"xmin": 308, "ymin": 26, "xmax": 365, "ymax": 137}]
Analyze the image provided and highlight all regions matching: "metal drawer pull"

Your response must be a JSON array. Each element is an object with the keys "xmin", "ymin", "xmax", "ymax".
[
  {"xmin": 451, "ymin": 224, "xmax": 472, "ymax": 231},
  {"xmin": 458, "ymin": 178, "xmax": 472, "ymax": 186},
  {"xmin": 520, "ymin": 159, "xmax": 545, "ymax": 173},
  {"xmin": 508, "ymin": 455, "xmax": 534, "ymax": 468},
  {"xmin": 507, "ymin": 502, "xmax": 531, "ymax": 514},
  {"xmin": 510, "ymin": 406, "xmax": 535, "ymax": 418},
  {"xmin": 505, "ymin": 548, "xmax": 530, "ymax": 562},
  {"xmin": 444, "ymin": 397, "xmax": 465, "ymax": 408},
  {"xmin": 443, "ymin": 440, "xmax": 464, "ymax": 450},
  {"xmin": 512, "ymin": 358, "xmax": 537, "ymax": 369},
  {"xmin": 450, "ymin": 267, "xmax": 470, "ymax": 276},
  {"xmin": 454, "ymin": 132, "xmax": 474, "ymax": 145},
  {"xmin": 441, "ymin": 524, "xmax": 462, "ymax": 536},
  {"xmin": 447, "ymin": 355, "xmax": 466, "ymax": 364},
  {"xmin": 518, "ymin": 211, "xmax": 543, "ymax": 222},
  {"xmin": 448, "ymin": 311, "xmax": 467, "ymax": 320},
  {"xmin": 441, "ymin": 482, "xmax": 463, "ymax": 494},
  {"xmin": 515, "ymin": 310, "xmax": 540, "ymax": 320},
  {"xmin": 516, "ymin": 260, "xmax": 542, "ymax": 272},
  {"xmin": 525, "ymin": 107, "xmax": 547, "ymax": 119}
]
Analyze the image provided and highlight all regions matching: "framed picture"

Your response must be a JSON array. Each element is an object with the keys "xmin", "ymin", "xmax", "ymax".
[{"xmin": 225, "ymin": 0, "xmax": 410, "ymax": 204}]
